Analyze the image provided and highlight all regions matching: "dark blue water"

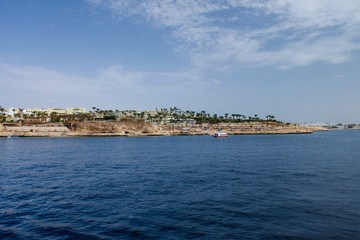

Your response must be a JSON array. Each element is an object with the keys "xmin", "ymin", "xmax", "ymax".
[{"xmin": 1, "ymin": 131, "xmax": 360, "ymax": 239}]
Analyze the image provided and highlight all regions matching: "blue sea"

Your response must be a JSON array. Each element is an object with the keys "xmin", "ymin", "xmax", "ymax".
[{"xmin": 1, "ymin": 131, "xmax": 360, "ymax": 239}]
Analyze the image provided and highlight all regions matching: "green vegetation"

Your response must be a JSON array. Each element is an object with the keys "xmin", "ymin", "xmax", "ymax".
[
  {"xmin": 0, "ymin": 105, "xmax": 281, "ymax": 124},
  {"xmin": 0, "ymin": 106, "xmax": 6, "ymax": 123},
  {"xmin": 104, "ymin": 115, "xmax": 116, "ymax": 121},
  {"xmin": 88, "ymin": 106, "xmax": 280, "ymax": 124}
]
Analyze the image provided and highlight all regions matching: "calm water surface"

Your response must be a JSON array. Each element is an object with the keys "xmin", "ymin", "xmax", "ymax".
[{"xmin": 0, "ymin": 131, "xmax": 360, "ymax": 239}]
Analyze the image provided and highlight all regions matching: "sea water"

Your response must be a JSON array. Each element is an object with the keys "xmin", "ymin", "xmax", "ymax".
[{"xmin": 0, "ymin": 131, "xmax": 360, "ymax": 239}]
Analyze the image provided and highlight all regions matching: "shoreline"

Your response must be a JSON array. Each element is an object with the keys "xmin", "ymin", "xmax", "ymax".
[
  {"xmin": 0, "ymin": 121, "xmax": 323, "ymax": 137},
  {"xmin": 1, "ymin": 132, "xmax": 317, "ymax": 138}
]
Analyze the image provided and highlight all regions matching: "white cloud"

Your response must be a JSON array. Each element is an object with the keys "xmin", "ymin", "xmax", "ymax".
[
  {"xmin": 333, "ymin": 74, "xmax": 345, "ymax": 79},
  {"xmin": 86, "ymin": 0, "xmax": 360, "ymax": 69},
  {"xmin": 0, "ymin": 63, "xmax": 208, "ymax": 97},
  {"xmin": 97, "ymin": 65, "xmax": 145, "ymax": 89},
  {"xmin": 0, "ymin": 64, "xmax": 97, "ymax": 95}
]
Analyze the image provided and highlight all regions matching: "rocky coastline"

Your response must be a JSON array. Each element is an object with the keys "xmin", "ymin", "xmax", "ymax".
[{"xmin": 0, "ymin": 121, "xmax": 324, "ymax": 137}]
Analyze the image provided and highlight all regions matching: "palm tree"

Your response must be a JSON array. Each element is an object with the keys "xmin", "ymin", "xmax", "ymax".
[
  {"xmin": 0, "ymin": 106, "xmax": 5, "ymax": 121},
  {"xmin": 18, "ymin": 108, "xmax": 23, "ymax": 118},
  {"xmin": 266, "ymin": 115, "xmax": 276, "ymax": 122},
  {"xmin": 41, "ymin": 112, "xmax": 46, "ymax": 122}
]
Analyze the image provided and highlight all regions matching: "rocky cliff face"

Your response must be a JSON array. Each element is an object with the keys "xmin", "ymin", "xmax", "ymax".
[
  {"xmin": 159, "ymin": 122, "xmax": 315, "ymax": 135},
  {"xmin": 68, "ymin": 121, "xmax": 161, "ymax": 136},
  {"xmin": 0, "ymin": 121, "xmax": 316, "ymax": 137}
]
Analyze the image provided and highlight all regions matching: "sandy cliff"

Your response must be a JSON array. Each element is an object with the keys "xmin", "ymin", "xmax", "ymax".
[
  {"xmin": 66, "ymin": 121, "xmax": 162, "ymax": 136},
  {"xmin": 0, "ymin": 121, "xmax": 315, "ymax": 137}
]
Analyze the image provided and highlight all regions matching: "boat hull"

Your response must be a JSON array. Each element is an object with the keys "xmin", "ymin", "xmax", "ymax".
[{"xmin": 213, "ymin": 132, "xmax": 228, "ymax": 138}]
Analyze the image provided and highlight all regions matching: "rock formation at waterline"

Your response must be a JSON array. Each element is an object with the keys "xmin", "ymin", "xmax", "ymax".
[{"xmin": 0, "ymin": 121, "xmax": 320, "ymax": 137}]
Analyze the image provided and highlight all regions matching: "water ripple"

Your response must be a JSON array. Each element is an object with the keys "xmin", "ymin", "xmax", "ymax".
[{"xmin": 1, "ymin": 132, "xmax": 360, "ymax": 239}]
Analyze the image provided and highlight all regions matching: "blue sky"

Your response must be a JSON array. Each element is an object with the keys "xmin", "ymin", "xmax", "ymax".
[{"xmin": 1, "ymin": 0, "xmax": 360, "ymax": 123}]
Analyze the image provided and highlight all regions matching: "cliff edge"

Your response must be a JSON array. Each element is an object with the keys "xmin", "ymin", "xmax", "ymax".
[{"xmin": 0, "ymin": 121, "xmax": 315, "ymax": 137}]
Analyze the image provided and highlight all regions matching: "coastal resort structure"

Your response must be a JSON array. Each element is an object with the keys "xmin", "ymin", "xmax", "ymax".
[{"xmin": 5, "ymin": 107, "xmax": 86, "ymax": 117}]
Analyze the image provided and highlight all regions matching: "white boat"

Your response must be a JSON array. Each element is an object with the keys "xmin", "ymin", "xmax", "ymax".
[
  {"xmin": 214, "ymin": 131, "xmax": 228, "ymax": 138},
  {"xmin": 7, "ymin": 135, "xmax": 19, "ymax": 138}
]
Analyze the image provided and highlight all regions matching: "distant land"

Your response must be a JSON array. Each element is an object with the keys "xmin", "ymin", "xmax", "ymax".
[
  {"xmin": 0, "ymin": 106, "xmax": 337, "ymax": 137},
  {"xmin": 1, "ymin": 106, "xmax": 279, "ymax": 124}
]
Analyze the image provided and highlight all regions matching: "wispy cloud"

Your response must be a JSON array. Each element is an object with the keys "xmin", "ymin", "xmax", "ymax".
[
  {"xmin": 0, "ymin": 64, "xmax": 98, "ymax": 96},
  {"xmin": 333, "ymin": 74, "xmax": 345, "ymax": 79},
  {"xmin": 0, "ymin": 63, "xmax": 208, "ymax": 98},
  {"xmin": 85, "ymin": 0, "xmax": 360, "ymax": 70}
]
